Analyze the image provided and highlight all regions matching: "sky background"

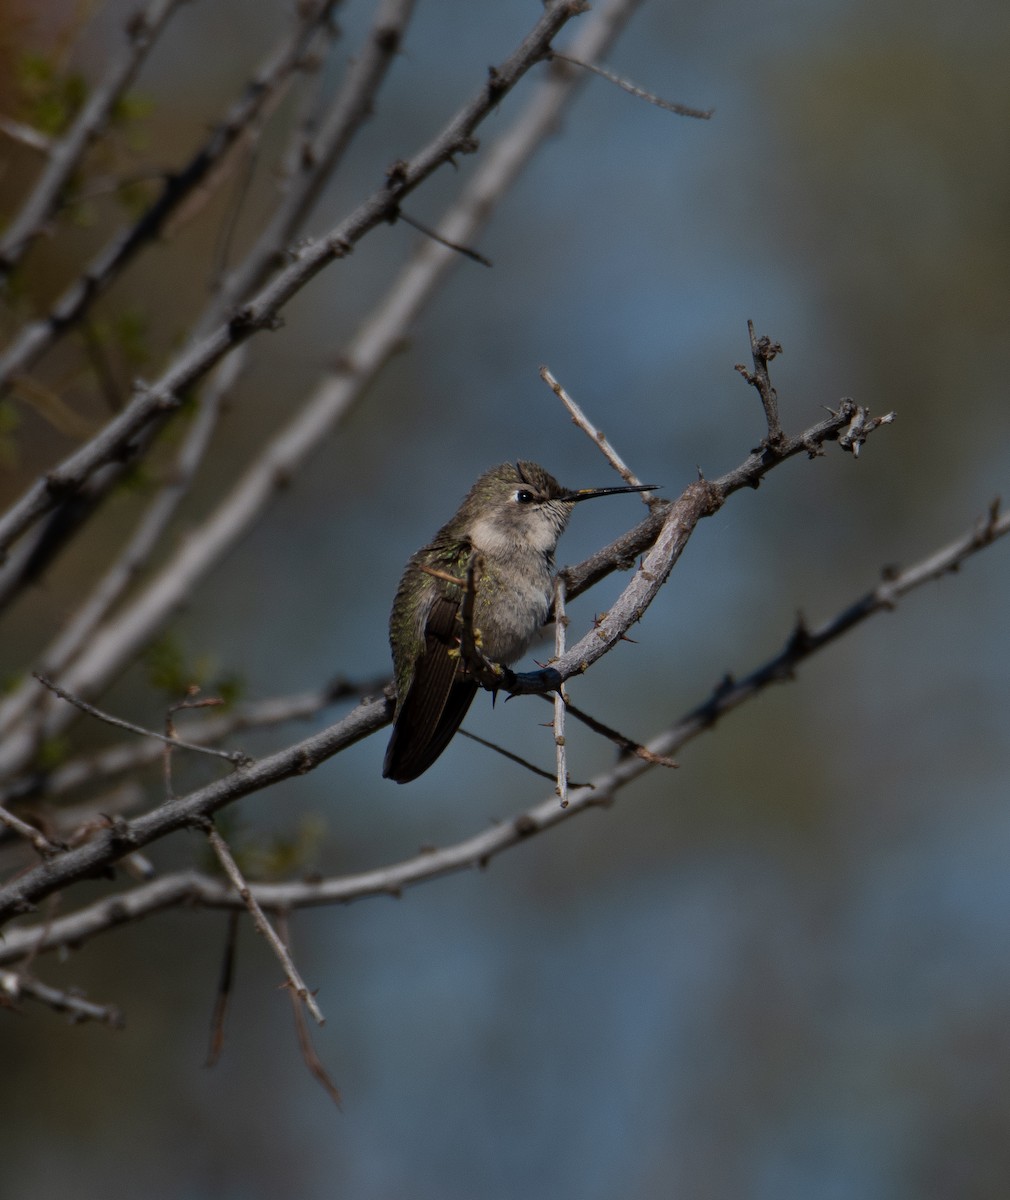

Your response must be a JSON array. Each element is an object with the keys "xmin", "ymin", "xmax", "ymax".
[{"xmin": 1, "ymin": 0, "xmax": 1009, "ymax": 1197}]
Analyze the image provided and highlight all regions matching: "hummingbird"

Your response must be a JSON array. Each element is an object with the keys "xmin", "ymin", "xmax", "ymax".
[{"xmin": 383, "ymin": 460, "xmax": 657, "ymax": 783}]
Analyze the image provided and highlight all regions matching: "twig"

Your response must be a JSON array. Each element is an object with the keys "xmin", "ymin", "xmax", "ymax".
[
  {"xmin": 0, "ymin": 804, "xmax": 62, "ymax": 858},
  {"xmin": 528, "ymin": 390, "xmax": 900, "ymax": 693},
  {"xmin": 276, "ymin": 913, "xmax": 342, "ymax": 1108},
  {"xmin": 204, "ymin": 822, "xmax": 325, "ymax": 1026},
  {"xmin": 0, "ymin": 389, "xmax": 902, "ymax": 923},
  {"xmin": 205, "ymin": 911, "xmax": 240, "ymax": 1068},
  {"xmin": 33, "ymin": 674, "xmax": 251, "ymax": 766},
  {"xmin": 395, "ymin": 208, "xmax": 492, "ymax": 266},
  {"xmin": 200, "ymin": 0, "xmax": 419, "ymax": 335},
  {"xmin": 164, "ymin": 691, "xmax": 229, "ymax": 797},
  {"xmin": 837, "ymin": 404, "xmax": 896, "ymax": 458},
  {"xmin": 0, "ymin": 0, "xmax": 344, "ymax": 393},
  {"xmin": 0, "ymin": 350, "xmax": 243, "ymax": 742},
  {"xmin": 553, "ymin": 575, "xmax": 569, "ymax": 807},
  {"xmin": 557, "ymin": 397, "xmax": 895, "ymax": 610},
  {"xmin": 0, "ymin": 0, "xmax": 590, "ymax": 558},
  {"xmin": 550, "ymin": 51, "xmax": 713, "ymax": 119},
  {"xmin": 0, "ymin": 693, "xmax": 387, "ymax": 922},
  {"xmin": 544, "ymin": 693, "xmax": 677, "ymax": 767},
  {"xmin": 3, "ymin": 784, "xmax": 144, "ymax": 858},
  {"xmin": 539, "ymin": 364, "xmax": 656, "ymax": 501},
  {"xmin": 4, "ymin": 498, "xmax": 1006, "ymax": 959},
  {"xmin": 456, "ymin": 729, "xmax": 562, "ymax": 783},
  {"xmin": 0, "ymin": 679, "xmax": 378, "ymax": 812},
  {"xmin": 0, "ymin": 970, "xmax": 125, "ymax": 1028},
  {"xmin": 0, "ymin": 0, "xmax": 645, "ymax": 787},
  {"xmin": 735, "ymin": 319, "xmax": 784, "ymax": 447}
]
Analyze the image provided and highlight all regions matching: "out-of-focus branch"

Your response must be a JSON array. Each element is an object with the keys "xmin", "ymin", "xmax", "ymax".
[
  {"xmin": 0, "ymin": 678, "xmax": 385, "ymax": 816},
  {"xmin": 0, "ymin": 0, "xmax": 186, "ymax": 279},
  {"xmin": 0, "ymin": 969, "xmax": 125, "ymax": 1027},
  {"xmin": 200, "ymin": 0, "xmax": 419, "ymax": 334},
  {"xmin": 0, "ymin": 803, "xmax": 61, "ymax": 857},
  {"xmin": 0, "ymin": 695, "xmax": 389, "ymax": 924},
  {"xmin": 0, "ymin": 0, "xmax": 640, "ymax": 784},
  {"xmin": 0, "ymin": 0, "xmax": 342, "ymax": 393},
  {"xmin": 32, "ymin": 673, "xmax": 250, "ymax": 766},
  {"xmin": 0, "ymin": 351, "xmax": 243, "ymax": 740},
  {"xmin": 203, "ymin": 822, "xmax": 324, "ymax": 1025},
  {"xmin": 3, "ymin": 499, "xmax": 1005, "ymax": 960},
  {"xmin": 0, "ymin": 391, "xmax": 898, "ymax": 925},
  {"xmin": 0, "ymin": 0, "xmax": 588, "ymax": 564},
  {"xmin": 0, "ymin": 0, "xmax": 412, "ymax": 618},
  {"xmin": 0, "ymin": 116, "xmax": 53, "ymax": 154}
]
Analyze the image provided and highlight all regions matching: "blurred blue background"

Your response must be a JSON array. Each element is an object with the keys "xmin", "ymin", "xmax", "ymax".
[{"xmin": 1, "ymin": 0, "xmax": 1009, "ymax": 1197}]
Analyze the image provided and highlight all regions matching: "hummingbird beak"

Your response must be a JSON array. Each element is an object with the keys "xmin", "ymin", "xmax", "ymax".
[{"xmin": 563, "ymin": 483, "xmax": 659, "ymax": 503}]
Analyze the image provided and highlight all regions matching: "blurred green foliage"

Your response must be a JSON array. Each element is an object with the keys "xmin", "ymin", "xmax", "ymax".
[{"xmin": 15, "ymin": 50, "xmax": 87, "ymax": 136}]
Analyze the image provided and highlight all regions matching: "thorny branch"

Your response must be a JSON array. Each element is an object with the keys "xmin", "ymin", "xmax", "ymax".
[
  {"xmin": 0, "ymin": 2, "xmax": 995, "ymax": 1051},
  {"xmin": 735, "ymin": 318, "xmax": 785, "ymax": 446},
  {"xmin": 32, "ymin": 675, "xmax": 250, "ymax": 767},
  {"xmin": 539, "ymin": 366, "xmax": 657, "ymax": 502},
  {"xmin": 548, "ymin": 50, "xmax": 713, "ymax": 119},
  {"xmin": 0, "ymin": 0, "xmax": 590, "ymax": 563},
  {"xmin": 0, "ymin": 387, "xmax": 894, "ymax": 925},
  {"xmin": 2, "ymin": 497, "xmax": 1006, "ymax": 964},
  {"xmin": 553, "ymin": 575, "xmax": 570, "ymax": 808},
  {"xmin": 0, "ymin": 0, "xmax": 643, "ymax": 786},
  {"xmin": 195, "ymin": 0, "xmax": 419, "ymax": 336},
  {"xmin": 0, "ymin": 968, "xmax": 124, "ymax": 1028},
  {"xmin": 0, "ymin": 677, "xmax": 387, "ymax": 815},
  {"xmin": 0, "ymin": 0, "xmax": 344, "ymax": 392},
  {"xmin": 203, "ymin": 822, "xmax": 325, "ymax": 1026}
]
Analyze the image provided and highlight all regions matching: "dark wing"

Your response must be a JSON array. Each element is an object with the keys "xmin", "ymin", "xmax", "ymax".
[{"xmin": 383, "ymin": 594, "xmax": 479, "ymax": 783}]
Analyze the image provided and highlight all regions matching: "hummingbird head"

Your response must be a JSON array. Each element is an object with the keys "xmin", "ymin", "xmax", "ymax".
[{"xmin": 462, "ymin": 461, "xmax": 656, "ymax": 559}]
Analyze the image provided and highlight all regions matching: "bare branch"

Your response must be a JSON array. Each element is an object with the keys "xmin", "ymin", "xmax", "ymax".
[
  {"xmin": 0, "ymin": 969, "xmax": 125, "ymax": 1028},
  {"xmin": 456, "ymin": 729, "xmax": 563, "ymax": 783},
  {"xmin": 0, "ymin": 387, "xmax": 898, "ymax": 925},
  {"xmin": 33, "ymin": 675, "xmax": 251, "ymax": 766},
  {"xmin": 544, "ymin": 693, "xmax": 677, "ymax": 768},
  {"xmin": 276, "ymin": 913, "xmax": 342, "ymax": 1108},
  {"xmin": 204, "ymin": 822, "xmax": 325, "ymax": 1026},
  {"xmin": 3, "ymin": 498, "xmax": 1005, "ymax": 961},
  {"xmin": 0, "ymin": 0, "xmax": 590, "ymax": 561},
  {"xmin": 0, "ymin": 351, "xmax": 242, "ymax": 737},
  {"xmin": 0, "ymin": 116, "xmax": 53, "ymax": 154},
  {"xmin": 0, "ymin": 679, "xmax": 379, "ymax": 812},
  {"xmin": 553, "ymin": 575, "xmax": 570, "ymax": 808},
  {"xmin": 837, "ymin": 405, "xmax": 897, "ymax": 458},
  {"xmin": 205, "ymin": 911, "xmax": 239, "ymax": 1068},
  {"xmin": 0, "ymin": 0, "xmax": 643, "ymax": 783},
  {"xmin": 540, "ymin": 365, "xmax": 656, "ymax": 502},
  {"xmin": 549, "ymin": 51, "xmax": 713, "ymax": 119},
  {"xmin": 0, "ymin": 0, "xmax": 344, "ymax": 393},
  {"xmin": 558, "ymin": 397, "xmax": 893, "ymax": 607},
  {"xmin": 0, "ymin": 695, "xmax": 389, "ymax": 923},
  {"xmin": 201, "ymin": 0, "xmax": 419, "ymax": 333},
  {"xmin": 735, "ymin": 319, "xmax": 785, "ymax": 447},
  {"xmin": 0, "ymin": 804, "xmax": 62, "ymax": 858},
  {"xmin": 395, "ymin": 208, "xmax": 493, "ymax": 267}
]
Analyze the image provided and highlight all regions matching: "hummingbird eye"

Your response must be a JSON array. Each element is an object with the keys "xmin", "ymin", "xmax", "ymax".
[{"xmin": 514, "ymin": 489, "xmax": 536, "ymax": 504}]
